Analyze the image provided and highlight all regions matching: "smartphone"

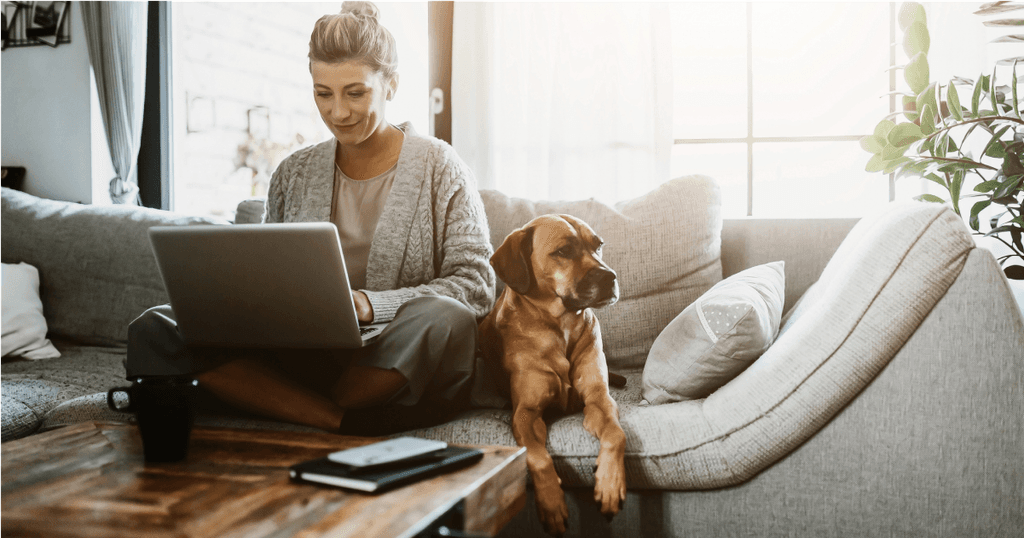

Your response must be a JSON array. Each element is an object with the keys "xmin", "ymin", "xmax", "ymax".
[{"xmin": 327, "ymin": 437, "xmax": 448, "ymax": 468}]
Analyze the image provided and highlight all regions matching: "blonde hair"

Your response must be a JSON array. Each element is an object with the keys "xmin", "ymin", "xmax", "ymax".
[{"xmin": 309, "ymin": 2, "xmax": 398, "ymax": 81}]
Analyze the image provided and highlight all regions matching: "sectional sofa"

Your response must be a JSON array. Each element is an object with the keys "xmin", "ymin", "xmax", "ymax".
[{"xmin": 2, "ymin": 177, "xmax": 1021, "ymax": 537}]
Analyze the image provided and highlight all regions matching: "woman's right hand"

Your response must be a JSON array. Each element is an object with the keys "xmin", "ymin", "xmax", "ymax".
[{"xmin": 352, "ymin": 290, "xmax": 374, "ymax": 323}]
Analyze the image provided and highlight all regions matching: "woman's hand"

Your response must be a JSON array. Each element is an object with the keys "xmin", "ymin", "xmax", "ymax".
[{"xmin": 352, "ymin": 290, "xmax": 374, "ymax": 323}]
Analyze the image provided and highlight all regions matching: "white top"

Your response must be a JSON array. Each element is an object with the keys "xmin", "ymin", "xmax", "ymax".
[{"xmin": 331, "ymin": 163, "xmax": 397, "ymax": 290}]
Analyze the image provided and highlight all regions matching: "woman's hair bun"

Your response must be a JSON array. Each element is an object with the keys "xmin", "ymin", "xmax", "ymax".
[{"xmin": 340, "ymin": 1, "xmax": 380, "ymax": 22}]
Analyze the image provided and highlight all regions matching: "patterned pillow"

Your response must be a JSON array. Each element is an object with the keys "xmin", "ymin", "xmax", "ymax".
[
  {"xmin": 480, "ymin": 175, "xmax": 723, "ymax": 369},
  {"xmin": 642, "ymin": 261, "xmax": 785, "ymax": 404}
]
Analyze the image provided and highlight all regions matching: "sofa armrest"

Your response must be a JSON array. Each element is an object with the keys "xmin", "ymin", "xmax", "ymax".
[{"xmin": 721, "ymin": 217, "xmax": 859, "ymax": 313}]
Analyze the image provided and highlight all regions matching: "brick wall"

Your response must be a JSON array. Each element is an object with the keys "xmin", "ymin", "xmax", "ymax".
[{"xmin": 171, "ymin": 2, "xmax": 334, "ymax": 219}]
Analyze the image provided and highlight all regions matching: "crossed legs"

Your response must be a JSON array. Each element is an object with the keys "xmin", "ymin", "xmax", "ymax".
[
  {"xmin": 196, "ymin": 359, "xmax": 404, "ymax": 431},
  {"xmin": 126, "ymin": 296, "xmax": 476, "ymax": 432}
]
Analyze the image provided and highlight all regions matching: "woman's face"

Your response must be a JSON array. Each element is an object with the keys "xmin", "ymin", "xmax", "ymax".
[{"xmin": 311, "ymin": 60, "xmax": 396, "ymax": 147}]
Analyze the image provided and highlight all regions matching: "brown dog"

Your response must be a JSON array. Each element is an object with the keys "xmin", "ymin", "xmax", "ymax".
[{"xmin": 479, "ymin": 214, "xmax": 627, "ymax": 536}]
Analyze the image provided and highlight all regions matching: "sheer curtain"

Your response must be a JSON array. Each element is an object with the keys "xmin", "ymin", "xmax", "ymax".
[
  {"xmin": 82, "ymin": 1, "xmax": 148, "ymax": 205},
  {"xmin": 452, "ymin": 3, "xmax": 673, "ymax": 203}
]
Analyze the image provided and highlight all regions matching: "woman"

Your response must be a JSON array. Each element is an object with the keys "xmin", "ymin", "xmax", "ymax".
[{"xmin": 126, "ymin": 2, "xmax": 495, "ymax": 434}]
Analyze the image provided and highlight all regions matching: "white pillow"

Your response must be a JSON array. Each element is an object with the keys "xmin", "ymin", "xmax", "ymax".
[
  {"xmin": 642, "ymin": 261, "xmax": 784, "ymax": 404},
  {"xmin": 2, "ymin": 262, "xmax": 61, "ymax": 360}
]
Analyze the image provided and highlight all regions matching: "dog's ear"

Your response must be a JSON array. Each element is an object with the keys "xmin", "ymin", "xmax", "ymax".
[{"xmin": 491, "ymin": 226, "xmax": 534, "ymax": 295}]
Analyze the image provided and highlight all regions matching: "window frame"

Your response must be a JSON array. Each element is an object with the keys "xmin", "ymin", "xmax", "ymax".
[
  {"xmin": 138, "ymin": 1, "xmax": 172, "ymax": 210},
  {"xmin": 671, "ymin": 2, "xmax": 898, "ymax": 216}
]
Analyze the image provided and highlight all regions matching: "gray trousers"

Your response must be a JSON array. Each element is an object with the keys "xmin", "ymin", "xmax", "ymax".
[{"xmin": 125, "ymin": 296, "xmax": 479, "ymax": 428}]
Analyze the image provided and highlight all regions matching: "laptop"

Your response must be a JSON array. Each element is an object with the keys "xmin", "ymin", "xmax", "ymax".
[{"xmin": 148, "ymin": 222, "xmax": 388, "ymax": 349}]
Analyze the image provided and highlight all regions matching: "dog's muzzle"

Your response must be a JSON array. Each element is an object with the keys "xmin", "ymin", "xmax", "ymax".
[{"xmin": 564, "ymin": 266, "xmax": 619, "ymax": 311}]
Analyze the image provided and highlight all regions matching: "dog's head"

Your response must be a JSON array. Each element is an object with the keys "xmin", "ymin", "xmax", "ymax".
[{"xmin": 491, "ymin": 214, "xmax": 618, "ymax": 312}]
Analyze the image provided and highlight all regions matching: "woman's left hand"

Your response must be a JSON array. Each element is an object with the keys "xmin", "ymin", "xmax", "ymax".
[{"xmin": 352, "ymin": 290, "xmax": 374, "ymax": 323}]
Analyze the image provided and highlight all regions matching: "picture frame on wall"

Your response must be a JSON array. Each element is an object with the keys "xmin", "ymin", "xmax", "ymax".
[
  {"xmin": 1, "ymin": 1, "xmax": 23, "ymax": 50},
  {"xmin": 26, "ymin": 0, "xmax": 67, "ymax": 47}
]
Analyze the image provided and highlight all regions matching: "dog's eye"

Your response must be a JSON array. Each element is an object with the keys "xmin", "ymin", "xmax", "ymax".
[{"xmin": 553, "ymin": 246, "xmax": 572, "ymax": 258}]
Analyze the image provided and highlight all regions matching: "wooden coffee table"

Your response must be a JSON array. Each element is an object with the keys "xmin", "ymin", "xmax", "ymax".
[{"xmin": 1, "ymin": 421, "xmax": 526, "ymax": 538}]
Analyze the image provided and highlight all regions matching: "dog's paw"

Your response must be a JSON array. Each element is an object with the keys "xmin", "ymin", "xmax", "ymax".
[
  {"xmin": 535, "ymin": 484, "xmax": 569, "ymax": 536},
  {"xmin": 593, "ymin": 459, "xmax": 626, "ymax": 518}
]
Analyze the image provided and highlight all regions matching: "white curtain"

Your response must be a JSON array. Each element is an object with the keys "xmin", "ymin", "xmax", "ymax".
[
  {"xmin": 452, "ymin": 2, "xmax": 673, "ymax": 203},
  {"xmin": 82, "ymin": 1, "xmax": 148, "ymax": 205}
]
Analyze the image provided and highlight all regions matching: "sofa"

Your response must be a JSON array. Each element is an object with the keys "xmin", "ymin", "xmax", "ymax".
[{"xmin": 2, "ymin": 178, "xmax": 1022, "ymax": 537}]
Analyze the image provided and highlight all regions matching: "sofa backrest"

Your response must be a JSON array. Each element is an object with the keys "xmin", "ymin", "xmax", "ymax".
[
  {"xmin": 238, "ymin": 177, "xmax": 725, "ymax": 369},
  {"xmin": 480, "ymin": 175, "xmax": 723, "ymax": 369},
  {"xmin": 721, "ymin": 217, "xmax": 858, "ymax": 313},
  {"xmin": 1, "ymin": 188, "xmax": 227, "ymax": 347}
]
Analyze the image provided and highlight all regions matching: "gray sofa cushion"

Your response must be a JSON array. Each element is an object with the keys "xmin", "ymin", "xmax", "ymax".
[
  {"xmin": 0, "ymin": 391, "xmax": 37, "ymax": 441},
  {"xmin": 479, "ymin": 175, "xmax": 723, "ymax": 368},
  {"xmin": 1, "ymin": 341, "xmax": 128, "ymax": 441},
  {"xmin": 1, "ymin": 188, "xmax": 226, "ymax": 346}
]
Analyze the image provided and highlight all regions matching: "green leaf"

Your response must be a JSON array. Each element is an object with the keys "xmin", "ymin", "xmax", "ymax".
[
  {"xmin": 901, "ymin": 95, "xmax": 919, "ymax": 122},
  {"xmin": 970, "ymin": 200, "xmax": 992, "ymax": 231},
  {"xmin": 873, "ymin": 119, "xmax": 897, "ymax": 139},
  {"xmin": 920, "ymin": 103, "xmax": 936, "ymax": 135},
  {"xmin": 882, "ymin": 144, "xmax": 909, "ymax": 161},
  {"xmin": 937, "ymin": 160, "xmax": 987, "ymax": 173},
  {"xmin": 994, "ymin": 174, "xmax": 1024, "ymax": 199},
  {"xmin": 988, "ymin": 143, "xmax": 1008, "ymax": 159},
  {"xmin": 904, "ymin": 20, "xmax": 930, "ymax": 57},
  {"xmin": 982, "ymin": 125, "xmax": 1012, "ymax": 159},
  {"xmin": 1013, "ymin": 59, "xmax": 1020, "ymax": 119},
  {"xmin": 883, "ymin": 157, "xmax": 913, "ymax": 174},
  {"xmin": 986, "ymin": 224, "xmax": 1019, "ymax": 237},
  {"xmin": 905, "ymin": 52, "xmax": 930, "ymax": 95},
  {"xmin": 975, "ymin": 180, "xmax": 1000, "ymax": 192},
  {"xmin": 887, "ymin": 122, "xmax": 924, "ymax": 146},
  {"xmin": 917, "ymin": 82, "xmax": 938, "ymax": 116},
  {"xmin": 947, "ymin": 80, "xmax": 963, "ymax": 121},
  {"xmin": 924, "ymin": 173, "xmax": 947, "ymax": 187},
  {"xmin": 860, "ymin": 135, "xmax": 885, "ymax": 154},
  {"xmin": 899, "ymin": 2, "xmax": 926, "ymax": 31},
  {"xmin": 895, "ymin": 160, "xmax": 928, "ymax": 181},
  {"xmin": 950, "ymin": 169, "xmax": 964, "ymax": 215},
  {"xmin": 865, "ymin": 154, "xmax": 887, "ymax": 173},
  {"xmin": 922, "ymin": 135, "xmax": 939, "ymax": 156},
  {"xmin": 990, "ymin": 65, "xmax": 1000, "ymax": 113},
  {"xmin": 972, "ymin": 74, "xmax": 985, "ymax": 116},
  {"xmin": 914, "ymin": 193, "xmax": 946, "ymax": 204}
]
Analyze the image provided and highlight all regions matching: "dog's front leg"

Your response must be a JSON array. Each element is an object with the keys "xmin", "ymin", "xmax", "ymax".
[
  {"xmin": 570, "ymin": 322, "xmax": 627, "ymax": 518},
  {"xmin": 511, "ymin": 375, "xmax": 567, "ymax": 536}
]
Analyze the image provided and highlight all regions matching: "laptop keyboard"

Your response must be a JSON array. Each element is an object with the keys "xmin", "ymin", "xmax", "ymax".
[{"xmin": 359, "ymin": 327, "xmax": 376, "ymax": 335}]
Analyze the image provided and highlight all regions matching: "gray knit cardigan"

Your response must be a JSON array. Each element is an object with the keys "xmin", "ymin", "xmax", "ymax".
[{"xmin": 264, "ymin": 123, "xmax": 496, "ymax": 323}]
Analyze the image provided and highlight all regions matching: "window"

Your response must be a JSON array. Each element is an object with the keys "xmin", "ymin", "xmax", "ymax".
[
  {"xmin": 669, "ymin": 3, "xmax": 895, "ymax": 218},
  {"xmin": 169, "ymin": 2, "xmax": 429, "ymax": 220}
]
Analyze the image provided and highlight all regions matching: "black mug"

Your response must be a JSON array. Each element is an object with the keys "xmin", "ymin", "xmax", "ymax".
[{"xmin": 107, "ymin": 377, "xmax": 200, "ymax": 462}]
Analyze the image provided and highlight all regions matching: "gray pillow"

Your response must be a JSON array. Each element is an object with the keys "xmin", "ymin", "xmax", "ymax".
[{"xmin": 642, "ymin": 261, "xmax": 785, "ymax": 404}]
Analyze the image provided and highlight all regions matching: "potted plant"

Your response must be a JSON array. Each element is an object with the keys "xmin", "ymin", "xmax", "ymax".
[{"xmin": 861, "ymin": 1, "xmax": 1023, "ymax": 280}]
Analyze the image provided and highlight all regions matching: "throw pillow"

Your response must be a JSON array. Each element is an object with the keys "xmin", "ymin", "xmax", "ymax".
[
  {"xmin": 642, "ymin": 261, "xmax": 785, "ymax": 404},
  {"xmin": 2, "ymin": 262, "xmax": 61, "ymax": 360}
]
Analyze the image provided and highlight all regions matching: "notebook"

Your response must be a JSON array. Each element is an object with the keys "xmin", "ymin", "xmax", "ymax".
[
  {"xmin": 289, "ymin": 446, "xmax": 485, "ymax": 493},
  {"xmin": 148, "ymin": 222, "xmax": 388, "ymax": 349}
]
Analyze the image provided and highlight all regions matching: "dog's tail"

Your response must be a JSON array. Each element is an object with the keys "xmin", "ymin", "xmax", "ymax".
[{"xmin": 608, "ymin": 372, "xmax": 627, "ymax": 389}]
